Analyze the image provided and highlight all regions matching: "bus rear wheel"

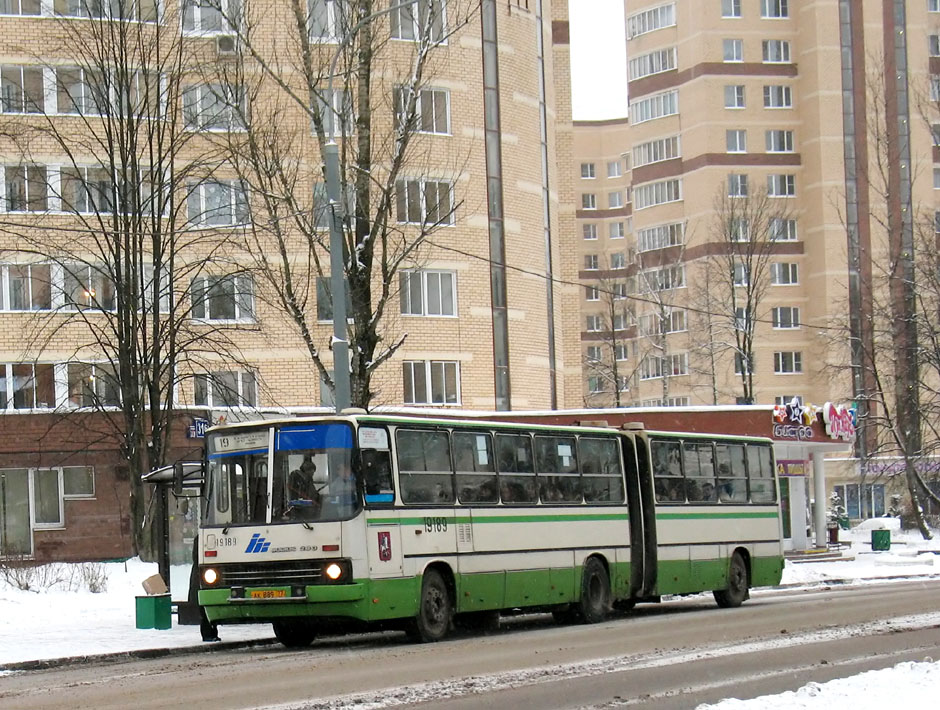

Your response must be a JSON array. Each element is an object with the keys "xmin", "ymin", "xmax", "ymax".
[
  {"xmin": 577, "ymin": 557, "xmax": 611, "ymax": 624},
  {"xmin": 407, "ymin": 568, "xmax": 453, "ymax": 643},
  {"xmin": 272, "ymin": 619, "xmax": 317, "ymax": 648},
  {"xmin": 714, "ymin": 552, "xmax": 749, "ymax": 608}
]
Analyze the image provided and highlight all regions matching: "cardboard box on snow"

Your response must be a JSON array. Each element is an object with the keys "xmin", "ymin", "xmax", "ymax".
[{"xmin": 141, "ymin": 574, "xmax": 168, "ymax": 595}]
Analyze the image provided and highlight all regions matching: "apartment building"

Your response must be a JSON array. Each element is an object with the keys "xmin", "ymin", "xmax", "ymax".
[
  {"xmin": 571, "ymin": 1, "xmax": 940, "ymax": 519},
  {"xmin": 0, "ymin": 0, "xmax": 579, "ymax": 560}
]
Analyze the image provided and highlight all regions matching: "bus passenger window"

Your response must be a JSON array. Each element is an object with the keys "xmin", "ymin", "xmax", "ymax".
[
  {"xmin": 535, "ymin": 435, "xmax": 581, "ymax": 503},
  {"xmin": 580, "ymin": 437, "xmax": 624, "ymax": 503},
  {"xmin": 396, "ymin": 429, "xmax": 454, "ymax": 504},
  {"xmin": 651, "ymin": 440, "xmax": 683, "ymax": 503},
  {"xmin": 454, "ymin": 432, "xmax": 498, "ymax": 503},
  {"xmin": 747, "ymin": 445, "xmax": 776, "ymax": 503},
  {"xmin": 495, "ymin": 433, "xmax": 538, "ymax": 504},
  {"xmin": 361, "ymin": 449, "xmax": 394, "ymax": 502},
  {"xmin": 716, "ymin": 444, "xmax": 748, "ymax": 503}
]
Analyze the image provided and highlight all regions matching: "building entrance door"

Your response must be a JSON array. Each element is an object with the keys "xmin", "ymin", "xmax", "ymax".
[{"xmin": 0, "ymin": 469, "xmax": 32, "ymax": 556}]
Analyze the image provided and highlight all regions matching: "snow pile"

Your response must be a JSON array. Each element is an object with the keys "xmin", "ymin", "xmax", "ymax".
[{"xmin": 697, "ymin": 659, "xmax": 940, "ymax": 709}]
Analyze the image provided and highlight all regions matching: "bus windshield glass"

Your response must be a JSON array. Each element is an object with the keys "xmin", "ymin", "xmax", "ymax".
[{"xmin": 205, "ymin": 422, "xmax": 358, "ymax": 526}]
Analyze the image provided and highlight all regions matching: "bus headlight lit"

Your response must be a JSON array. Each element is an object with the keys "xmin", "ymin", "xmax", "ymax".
[
  {"xmin": 202, "ymin": 567, "xmax": 220, "ymax": 586},
  {"xmin": 325, "ymin": 563, "xmax": 344, "ymax": 581}
]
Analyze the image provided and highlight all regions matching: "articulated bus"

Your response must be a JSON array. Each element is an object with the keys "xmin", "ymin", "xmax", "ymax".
[{"xmin": 190, "ymin": 413, "xmax": 784, "ymax": 646}]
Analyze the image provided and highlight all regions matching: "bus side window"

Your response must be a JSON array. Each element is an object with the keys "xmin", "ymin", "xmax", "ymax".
[
  {"xmin": 361, "ymin": 449, "xmax": 394, "ymax": 503},
  {"xmin": 717, "ymin": 444, "xmax": 748, "ymax": 503},
  {"xmin": 651, "ymin": 440, "xmax": 683, "ymax": 503},
  {"xmin": 535, "ymin": 435, "xmax": 581, "ymax": 503},
  {"xmin": 579, "ymin": 437, "xmax": 624, "ymax": 503},
  {"xmin": 495, "ymin": 433, "xmax": 538, "ymax": 504},
  {"xmin": 396, "ymin": 429, "xmax": 454, "ymax": 504},
  {"xmin": 454, "ymin": 432, "xmax": 498, "ymax": 504},
  {"xmin": 747, "ymin": 445, "xmax": 776, "ymax": 503}
]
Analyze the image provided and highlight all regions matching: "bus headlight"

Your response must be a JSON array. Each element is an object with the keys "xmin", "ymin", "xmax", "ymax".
[
  {"xmin": 324, "ymin": 563, "xmax": 344, "ymax": 581},
  {"xmin": 202, "ymin": 567, "xmax": 220, "ymax": 586}
]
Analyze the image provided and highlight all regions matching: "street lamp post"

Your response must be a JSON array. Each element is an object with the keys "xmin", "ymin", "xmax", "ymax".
[{"xmin": 324, "ymin": 0, "xmax": 419, "ymax": 413}]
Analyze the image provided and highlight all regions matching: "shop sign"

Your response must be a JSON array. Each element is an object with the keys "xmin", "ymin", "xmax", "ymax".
[
  {"xmin": 776, "ymin": 459, "xmax": 807, "ymax": 477},
  {"xmin": 772, "ymin": 398, "xmax": 816, "ymax": 440},
  {"xmin": 822, "ymin": 402, "xmax": 856, "ymax": 443}
]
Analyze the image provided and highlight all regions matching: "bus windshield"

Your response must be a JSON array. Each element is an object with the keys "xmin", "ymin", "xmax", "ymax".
[{"xmin": 205, "ymin": 422, "xmax": 358, "ymax": 526}]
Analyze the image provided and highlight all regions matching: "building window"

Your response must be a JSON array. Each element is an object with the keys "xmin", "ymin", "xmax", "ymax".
[
  {"xmin": 60, "ymin": 167, "xmax": 113, "ymax": 215},
  {"xmin": 0, "ymin": 0, "xmax": 40, "ymax": 15},
  {"xmin": 770, "ymin": 217, "xmax": 798, "ymax": 241},
  {"xmin": 63, "ymin": 466, "xmax": 95, "ymax": 498},
  {"xmin": 770, "ymin": 262, "xmax": 799, "ymax": 284},
  {"xmin": 630, "ymin": 90, "xmax": 679, "ymax": 124},
  {"xmin": 723, "ymin": 39, "xmax": 743, "ymax": 62},
  {"xmin": 833, "ymin": 483, "xmax": 886, "ymax": 519},
  {"xmin": 390, "ymin": 0, "xmax": 445, "ymax": 42},
  {"xmin": 307, "ymin": 0, "xmax": 344, "ymax": 42},
  {"xmin": 587, "ymin": 376, "xmax": 603, "ymax": 394},
  {"xmin": 402, "ymin": 360, "xmax": 459, "ymax": 405},
  {"xmin": 395, "ymin": 178, "xmax": 454, "ymax": 225},
  {"xmin": 194, "ymin": 370, "xmax": 258, "ymax": 407},
  {"xmin": 586, "ymin": 314, "xmax": 602, "ymax": 332},
  {"xmin": 731, "ymin": 218, "xmax": 750, "ymax": 242},
  {"xmin": 182, "ymin": 0, "xmax": 239, "ymax": 33},
  {"xmin": 582, "ymin": 193, "xmax": 597, "ymax": 209},
  {"xmin": 581, "ymin": 162, "xmax": 595, "ymax": 179},
  {"xmin": 629, "ymin": 47, "xmax": 677, "ymax": 81},
  {"xmin": 634, "ymin": 178, "xmax": 682, "ymax": 209},
  {"xmin": 633, "ymin": 135, "xmax": 680, "ymax": 167},
  {"xmin": 733, "ymin": 263, "xmax": 750, "ymax": 286},
  {"xmin": 0, "ymin": 363, "xmax": 55, "ymax": 410},
  {"xmin": 182, "ymin": 83, "xmax": 244, "ymax": 131},
  {"xmin": 400, "ymin": 269, "xmax": 456, "ymax": 317},
  {"xmin": 772, "ymin": 306, "xmax": 800, "ymax": 329},
  {"xmin": 610, "ymin": 221, "xmax": 625, "ymax": 239},
  {"xmin": 767, "ymin": 173, "xmax": 796, "ymax": 196},
  {"xmin": 584, "ymin": 254, "xmax": 599, "ymax": 270},
  {"xmin": 187, "ymin": 179, "xmax": 248, "ymax": 226},
  {"xmin": 585, "ymin": 285, "xmax": 599, "ymax": 301},
  {"xmin": 734, "ymin": 352, "xmax": 754, "ymax": 375},
  {"xmin": 725, "ymin": 85, "xmax": 746, "ymax": 109},
  {"xmin": 931, "ymin": 35, "xmax": 940, "ymax": 57},
  {"xmin": 760, "ymin": 0, "xmax": 788, "ymax": 18},
  {"xmin": 61, "ymin": 262, "xmax": 116, "ymax": 311},
  {"xmin": 1, "ymin": 263, "xmax": 52, "ymax": 311},
  {"xmin": 640, "ymin": 265, "xmax": 685, "ymax": 292},
  {"xmin": 610, "ymin": 252, "xmax": 626, "ymax": 269},
  {"xmin": 586, "ymin": 346, "xmax": 602, "ymax": 361},
  {"xmin": 762, "ymin": 39, "xmax": 791, "ymax": 63},
  {"xmin": 766, "ymin": 129, "xmax": 794, "ymax": 152},
  {"xmin": 931, "ymin": 0, "xmax": 940, "ymax": 12},
  {"xmin": 613, "ymin": 313, "xmax": 628, "ymax": 331},
  {"xmin": 0, "ymin": 65, "xmax": 44, "ymax": 114},
  {"xmin": 2, "ymin": 165, "xmax": 47, "ymax": 212},
  {"xmin": 763, "ymin": 85, "xmax": 793, "ymax": 108},
  {"xmin": 394, "ymin": 86, "xmax": 450, "ymax": 134},
  {"xmin": 583, "ymin": 223, "xmax": 598, "ymax": 239},
  {"xmin": 627, "ymin": 2, "xmax": 676, "ymax": 38},
  {"xmin": 721, "ymin": 0, "xmax": 741, "ymax": 18},
  {"xmin": 33, "ymin": 468, "xmax": 63, "ymax": 527},
  {"xmin": 608, "ymin": 191, "xmax": 623, "ymax": 209},
  {"xmin": 726, "ymin": 129, "xmax": 747, "ymax": 153},
  {"xmin": 607, "ymin": 160, "xmax": 622, "ymax": 178},
  {"xmin": 67, "ymin": 362, "xmax": 120, "ymax": 408},
  {"xmin": 637, "ymin": 222, "xmax": 684, "ymax": 252},
  {"xmin": 615, "ymin": 344, "xmax": 629, "ymax": 361},
  {"xmin": 728, "ymin": 173, "xmax": 749, "ymax": 197},
  {"xmin": 190, "ymin": 274, "xmax": 254, "ymax": 321},
  {"xmin": 774, "ymin": 351, "xmax": 802, "ymax": 374},
  {"xmin": 775, "ymin": 395, "xmax": 802, "ymax": 406}
]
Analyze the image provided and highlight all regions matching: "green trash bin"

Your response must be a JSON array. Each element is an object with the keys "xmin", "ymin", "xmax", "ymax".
[
  {"xmin": 136, "ymin": 594, "xmax": 172, "ymax": 630},
  {"xmin": 871, "ymin": 529, "xmax": 891, "ymax": 551}
]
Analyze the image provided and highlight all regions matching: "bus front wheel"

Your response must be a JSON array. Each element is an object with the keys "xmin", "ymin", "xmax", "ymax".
[
  {"xmin": 407, "ymin": 568, "xmax": 453, "ymax": 642},
  {"xmin": 272, "ymin": 619, "xmax": 317, "ymax": 648},
  {"xmin": 578, "ymin": 557, "xmax": 611, "ymax": 624},
  {"xmin": 714, "ymin": 552, "xmax": 749, "ymax": 608}
]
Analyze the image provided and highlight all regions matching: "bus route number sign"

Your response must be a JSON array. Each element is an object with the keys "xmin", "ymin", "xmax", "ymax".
[{"xmin": 424, "ymin": 517, "xmax": 447, "ymax": 533}]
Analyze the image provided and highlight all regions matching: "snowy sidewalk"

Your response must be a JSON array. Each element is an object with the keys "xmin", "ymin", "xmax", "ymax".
[{"xmin": 1, "ymin": 528, "xmax": 938, "ymax": 671}]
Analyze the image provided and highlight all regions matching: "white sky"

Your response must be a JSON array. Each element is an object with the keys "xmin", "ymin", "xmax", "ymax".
[{"xmin": 569, "ymin": 0, "xmax": 629, "ymax": 120}]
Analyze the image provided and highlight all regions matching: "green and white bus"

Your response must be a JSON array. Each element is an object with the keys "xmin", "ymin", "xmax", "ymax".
[{"xmin": 190, "ymin": 412, "xmax": 784, "ymax": 646}]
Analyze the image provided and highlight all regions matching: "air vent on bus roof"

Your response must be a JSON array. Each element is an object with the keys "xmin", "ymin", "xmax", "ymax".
[{"xmin": 621, "ymin": 422, "xmax": 645, "ymax": 431}]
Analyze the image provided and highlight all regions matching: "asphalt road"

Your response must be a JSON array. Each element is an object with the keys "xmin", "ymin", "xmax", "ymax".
[{"xmin": 2, "ymin": 579, "xmax": 939, "ymax": 710}]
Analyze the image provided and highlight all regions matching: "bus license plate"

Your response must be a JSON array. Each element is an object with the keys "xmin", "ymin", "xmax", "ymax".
[{"xmin": 250, "ymin": 590, "xmax": 286, "ymax": 599}]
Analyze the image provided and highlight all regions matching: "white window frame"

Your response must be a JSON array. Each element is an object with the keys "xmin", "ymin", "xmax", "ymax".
[
  {"xmin": 774, "ymin": 351, "xmax": 803, "ymax": 374},
  {"xmin": 610, "ymin": 221, "xmax": 625, "ymax": 239},
  {"xmin": 395, "ymin": 177, "xmax": 455, "ymax": 225},
  {"xmin": 0, "ymin": 64, "xmax": 44, "ymax": 114},
  {"xmin": 763, "ymin": 85, "xmax": 793, "ymax": 108},
  {"xmin": 760, "ymin": 0, "xmax": 789, "ymax": 19},
  {"xmin": 634, "ymin": 178, "xmax": 682, "ymax": 210},
  {"xmin": 627, "ymin": 2, "xmax": 676, "ymax": 39},
  {"xmin": 585, "ymin": 285, "xmax": 599, "ymax": 302},
  {"xmin": 586, "ymin": 314, "xmax": 602, "ymax": 332},
  {"xmin": 62, "ymin": 465, "xmax": 95, "ymax": 498},
  {"xmin": 400, "ymin": 269, "xmax": 457, "ymax": 317},
  {"xmin": 629, "ymin": 47, "xmax": 677, "ymax": 81},
  {"xmin": 307, "ymin": 0, "xmax": 344, "ymax": 43},
  {"xmin": 31, "ymin": 467, "xmax": 64, "ymax": 529},
  {"xmin": 770, "ymin": 217, "xmax": 798, "ymax": 241},
  {"xmin": 402, "ymin": 360, "xmax": 460, "ymax": 405},
  {"xmin": 582, "ymin": 223, "xmax": 598, "ymax": 240},
  {"xmin": 608, "ymin": 191, "xmax": 623, "ymax": 209},
  {"xmin": 633, "ymin": 135, "xmax": 680, "ymax": 168},
  {"xmin": 1, "ymin": 164, "xmax": 48, "ymax": 213},
  {"xmin": 390, "ymin": 0, "xmax": 446, "ymax": 43},
  {"xmin": 762, "ymin": 39, "xmax": 791, "ymax": 63},
  {"xmin": 65, "ymin": 361, "xmax": 121, "ymax": 409},
  {"xmin": 630, "ymin": 90, "xmax": 679, "ymax": 124},
  {"xmin": 723, "ymin": 38, "xmax": 743, "ymax": 62},
  {"xmin": 0, "ymin": 263, "xmax": 53, "ymax": 311},
  {"xmin": 770, "ymin": 262, "xmax": 799, "ymax": 285},
  {"xmin": 721, "ymin": 0, "xmax": 742, "ymax": 18},
  {"xmin": 726, "ymin": 129, "xmax": 747, "ymax": 153},
  {"xmin": 724, "ymin": 85, "xmax": 746, "ymax": 109},
  {"xmin": 193, "ymin": 370, "xmax": 258, "ymax": 408},
  {"xmin": 190, "ymin": 273, "xmax": 255, "ymax": 322},
  {"xmin": 182, "ymin": 83, "xmax": 244, "ymax": 132},
  {"xmin": 0, "ymin": 0, "xmax": 41, "ymax": 16},
  {"xmin": 766, "ymin": 129, "xmax": 794, "ymax": 152},
  {"xmin": 582, "ymin": 193, "xmax": 597, "ymax": 210},
  {"xmin": 772, "ymin": 306, "xmax": 800, "ymax": 329},
  {"xmin": 394, "ymin": 85, "xmax": 450, "ymax": 135},
  {"xmin": 581, "ymin": 162, "xmax": 595, "ymax": 179},
  {"xmin": 182, "ymin": 0, "xmax": 239, "ymax": 34},
  {"xmin": 637, "ymin": 222, "xmax": 684, "ymax": 252},
  {"xmin": 187, "ymin": 179, "xmax": 248, "ymax": 227},
  {"xmin": 607, "ymin": 160, "xmax": 622, "ymax": 178},
  {"xmin": 767, "ymin": 173, "xmax": 796, "ymax": 197},
  {"xmin": 728, "ymin": 173, "xmax": 749, "ymax": 197},
  {"xmin": 584, "ymin": 254, "xmax": 599, "ymax": 270}
]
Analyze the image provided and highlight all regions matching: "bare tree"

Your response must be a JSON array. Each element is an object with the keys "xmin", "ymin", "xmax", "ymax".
[
  {"xmin": 583, "ymin": 259, "xmax": 636, "ymax": 408},
  {"xmin": 197, "ymin": 0, "xmax": 480, "ymax": 409},
  {"xmin": 694, "ymin": 183, "xmax": 793, "ymax": 405},
  {"xmin": 0, "ymin": 3, "xmax": 251, "ymax": 551}
]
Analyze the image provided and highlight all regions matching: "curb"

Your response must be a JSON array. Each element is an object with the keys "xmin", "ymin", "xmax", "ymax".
[{"xmin": 0, "ymin": 637, "xmax": 280, "ymax": 673}]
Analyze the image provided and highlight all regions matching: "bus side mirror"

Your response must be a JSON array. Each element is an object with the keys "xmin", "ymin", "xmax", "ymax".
[{"xmin": 173, "ymin": 461, "xmax": 185, "ymax": 496}]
